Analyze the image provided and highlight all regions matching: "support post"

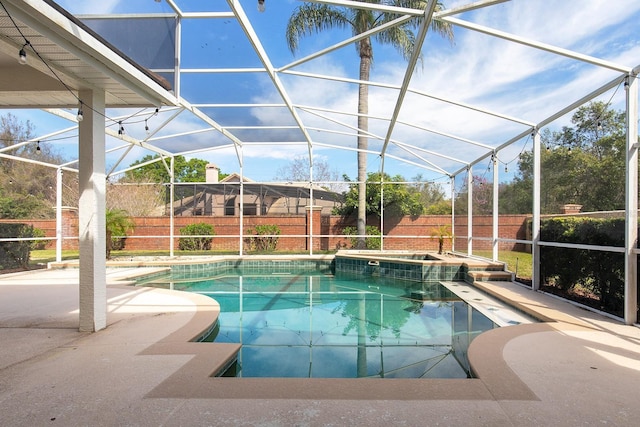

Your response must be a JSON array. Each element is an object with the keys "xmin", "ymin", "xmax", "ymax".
[
  {"xmin": 380, "ymin": 173, "xmax": 384, "ymax": 251},
  {"xmin": 532, "ymin": 128, "xmax": 542, "ymax": 291},
  {"xmin": 78, "ymin": 89, "xmax": 107, "ymax": 332},
  {"xmin": 492, "ymin": 154, "xmax": 499, "ymax": 261},
  {"xmin": 239, "ymin": 150, "xmax": 244, "ymax": 255},
  {"xmin": 309, "ymin": 158, "xmax": 314, "ymax": 255},
  {"xmin": 625, "ymin": 74, "xmax": 638, "ymax": 324},
  {"xmin": 306, "ymin": 206, "xmax": 322, "ymax": 252},
  {"xmin": 467, "ymin": 167, "xmax": 473, "ymax": 255},
  {"xmin": 169, "ymin": 156, "xmax": 175, "ymax": 257},
  {"xmin": 450, "ymin": 176, "xmax": 455, "ymax": 252},
  {"xmin": 56, "ymin": 168, "xmax": 63, "ymax": 263}
]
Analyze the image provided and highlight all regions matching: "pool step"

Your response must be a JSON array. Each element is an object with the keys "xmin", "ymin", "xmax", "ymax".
[{"xmin": 467, "ymin": 270, "xmax": 513, "ymax": 282}]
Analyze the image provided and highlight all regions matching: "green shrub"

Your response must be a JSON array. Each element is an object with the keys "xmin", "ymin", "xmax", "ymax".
[
  {"xmin": 540, "ymin": 217, "xmax": 627, "ymax": 316},
  {"xmin": 30, "ymin": 227, "xmax": 47, "ymax": 250},
  {"xmin": 245, "ymin": 224, "xmax": 280, "ymax": 252},
  {"xmin": 178, "ymin": 223, "xmax": 215, "ymax": 251},
  {"xmin": 343, "ymin": 225, "xmax": 381, "ymax": 250},
  {"xmin": 106, "ymin": 208, "xmax": 135, "ymax": 259},
  {"xmin": 0, "ymin": 223, "xmax": 34, "ymax": 269}
]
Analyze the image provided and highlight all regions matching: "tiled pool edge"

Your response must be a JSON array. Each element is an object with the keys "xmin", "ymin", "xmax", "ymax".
[{"xmin": 334, "ymin": 251, "xmax": 509, "ymax": 284}]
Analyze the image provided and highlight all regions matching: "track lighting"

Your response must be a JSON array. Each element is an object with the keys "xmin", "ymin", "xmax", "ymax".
[
  {"xmin": 258, "ymin": 0, "xmax": 265, "ymax": 12},
  {"xmin": 18, "ymin": 42, "xmax": 28, "ymax": 65}
]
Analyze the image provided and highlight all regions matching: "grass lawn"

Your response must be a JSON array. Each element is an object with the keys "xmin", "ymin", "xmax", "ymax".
[{"xmin": 29, "ymin": 249, "xmax": 337, "ymax": 264}]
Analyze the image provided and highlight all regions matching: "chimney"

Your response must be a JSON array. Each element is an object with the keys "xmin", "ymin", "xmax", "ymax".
[
  {"xmin": 561, "ymin": 204, "xmax": 582, "ymax": 215},
  {"xmin": 206, "ymin": 164, "xmax": 219, "ymax": 183}
]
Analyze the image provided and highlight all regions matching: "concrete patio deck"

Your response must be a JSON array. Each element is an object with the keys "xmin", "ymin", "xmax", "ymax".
[{"xmin": 1, "ymin": 267, "xmax": 639, "ymax": 426}]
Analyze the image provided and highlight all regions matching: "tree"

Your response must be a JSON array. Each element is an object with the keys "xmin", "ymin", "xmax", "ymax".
[
  {"xmin": 499, "ymin": 102, "xmax": 628, "ymax": 214},
  {"xmin": 432, "ymin": 224, "xmax": 452, "ymax": 254},
  {"xmin": 124, "ymin": 154, "xmax": 211, "ymax": 183},
  {"xmin": 287, "ymin": 1, "xmax": 453, "ymax": 248},
  {"xmin": 0, "ymin": 113, "xmax": 69, "ymax": 219},
  {"xmin": 274, "ymin": 155, "xmax": 344, "ymax": 192},
  {"xmin": 454, "ymin": 175, "xmax": 493, "ymax": 215},
  {"xmin": 107, "ymin": 177, "xmax": 166, "ymax": 217},
  {"xmin": 411, "ymin": 174, "xmax": 450, "ymax": 214},
  {"xmin": 336, "ymin": 172, "xmax": 424, "ymax": 218}
]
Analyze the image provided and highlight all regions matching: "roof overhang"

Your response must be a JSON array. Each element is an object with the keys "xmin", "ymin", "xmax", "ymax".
[{"xmin": 0, "ymin": 0, "xmax": 177, "ymax": 109}]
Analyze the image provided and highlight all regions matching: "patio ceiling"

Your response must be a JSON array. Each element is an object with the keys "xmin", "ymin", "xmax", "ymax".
[{"xmin": 0, "ymin": 0, "xmax": 638, "ymax": 181}]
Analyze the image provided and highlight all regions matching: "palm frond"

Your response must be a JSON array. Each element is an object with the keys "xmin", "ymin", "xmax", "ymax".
[{"xmin": 286, "ymin": 4, "xmax": 351, "ymax": 54}]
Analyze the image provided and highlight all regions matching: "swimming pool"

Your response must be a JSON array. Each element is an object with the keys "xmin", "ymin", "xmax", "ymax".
[{"xmin": 140, "ymin": 266, "xmax": 524, "ymax": 379}]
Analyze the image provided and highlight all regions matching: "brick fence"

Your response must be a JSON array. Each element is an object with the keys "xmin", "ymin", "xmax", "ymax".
[{"xmin": 1, "ymin": 208, "xmax": 529, "ymax": 253}]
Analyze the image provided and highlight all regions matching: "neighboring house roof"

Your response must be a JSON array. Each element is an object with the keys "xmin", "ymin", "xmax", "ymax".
[
  {"xmin": 220, "ymin": 173, "xmax": 255, "ymax": 183},
  {"xmin": 192, "ymin": 182, "xmax": 343, "ymax": 203},
  {"xmin": 215, "ymin": 173, "xmax": 343, "ymax": 202}
]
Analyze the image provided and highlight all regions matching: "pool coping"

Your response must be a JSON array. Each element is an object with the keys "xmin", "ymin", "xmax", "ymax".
[
  {"xmin": 3, "ymin": 264, "xmax": 640, "ymax": 426},
  {"xmin": 116, "ymin": 262, "xmax": 542, "ymax": 402},
  {"xmin": 44, "ymin": 255, "xmax": 607, "ymax": 402},
  {"xmin": 141, "ymin": 275, "xmax": 608, "ymax": 402}
]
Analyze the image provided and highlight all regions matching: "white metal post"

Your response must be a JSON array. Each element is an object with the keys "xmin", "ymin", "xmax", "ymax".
[
  {"xmin": 492, "ymin": 154, "xmax": 499, "ymax": 261},
  {"xmin": 55, "ymin": 168, "xmax": 62, "ymax": 263},
  {"xmin": 532, "ymin": 128, "xmax": 542, "ymax": 291},
  {"xmin": 624, "ymin": 73, "xmax": 638, "ymax": 324},
  {"xmin": 174, "ymin": 15, "xmax": 181, "ymax": 98},
  {"xmin": 239, "ymin": 150, "xmax": 244, "ymax": 255},
  {"xmin": 169, "ymin": 156, "xmax": 175, "ymax": 257},
  {"xmin": 450, "ymin": 176, "xmax": 455, "ymax": 252},
  {"xmin": 309, "ymin": 157, "xmax": 314, "ymax": 255},
  {"xmin": 467, "ymin": 167, "xmax": 473, "ymax": 255},
  {"xmin": 380, "ymin": 173, "xmax": 384, "ymax": 251}
]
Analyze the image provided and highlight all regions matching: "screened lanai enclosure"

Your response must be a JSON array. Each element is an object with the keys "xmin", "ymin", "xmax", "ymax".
[{"xmin": 0, "ymin": 0, "xmax": 638, "ymax": 329}]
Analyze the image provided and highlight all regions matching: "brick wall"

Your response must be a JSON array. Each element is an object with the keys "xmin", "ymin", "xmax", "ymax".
[
  {"xmin": 1, "ymin": 211, "xmax": 530, "ymax": 253},
  {"xmin": 453, "ymin": 214, "xmax": 528, "ymax": 252}
]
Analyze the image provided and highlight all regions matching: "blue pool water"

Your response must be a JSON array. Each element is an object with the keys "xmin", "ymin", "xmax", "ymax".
[{"xmin": 142, "ymin": 270, "xmax": 498, "ymax": 378}]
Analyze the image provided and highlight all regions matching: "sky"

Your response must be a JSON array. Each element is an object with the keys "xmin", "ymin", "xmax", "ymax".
[{"xmin": 6, "ymin": 0, "xmax": 640, "ymax": 187}]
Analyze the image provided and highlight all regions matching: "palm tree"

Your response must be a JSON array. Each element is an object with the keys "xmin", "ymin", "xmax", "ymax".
[
  {"xmin": 287, "ymin": 1, "xmax": 453, "ymax": 248},
  {"xmin": 105, "ymin": 208, "xmax": 135, "ymax": 259}
]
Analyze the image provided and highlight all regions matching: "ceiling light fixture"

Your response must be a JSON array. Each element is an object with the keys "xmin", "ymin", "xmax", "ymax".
[{"xmin": 258, "ymin": 0, "xmax": 265, "ymax": 13}]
